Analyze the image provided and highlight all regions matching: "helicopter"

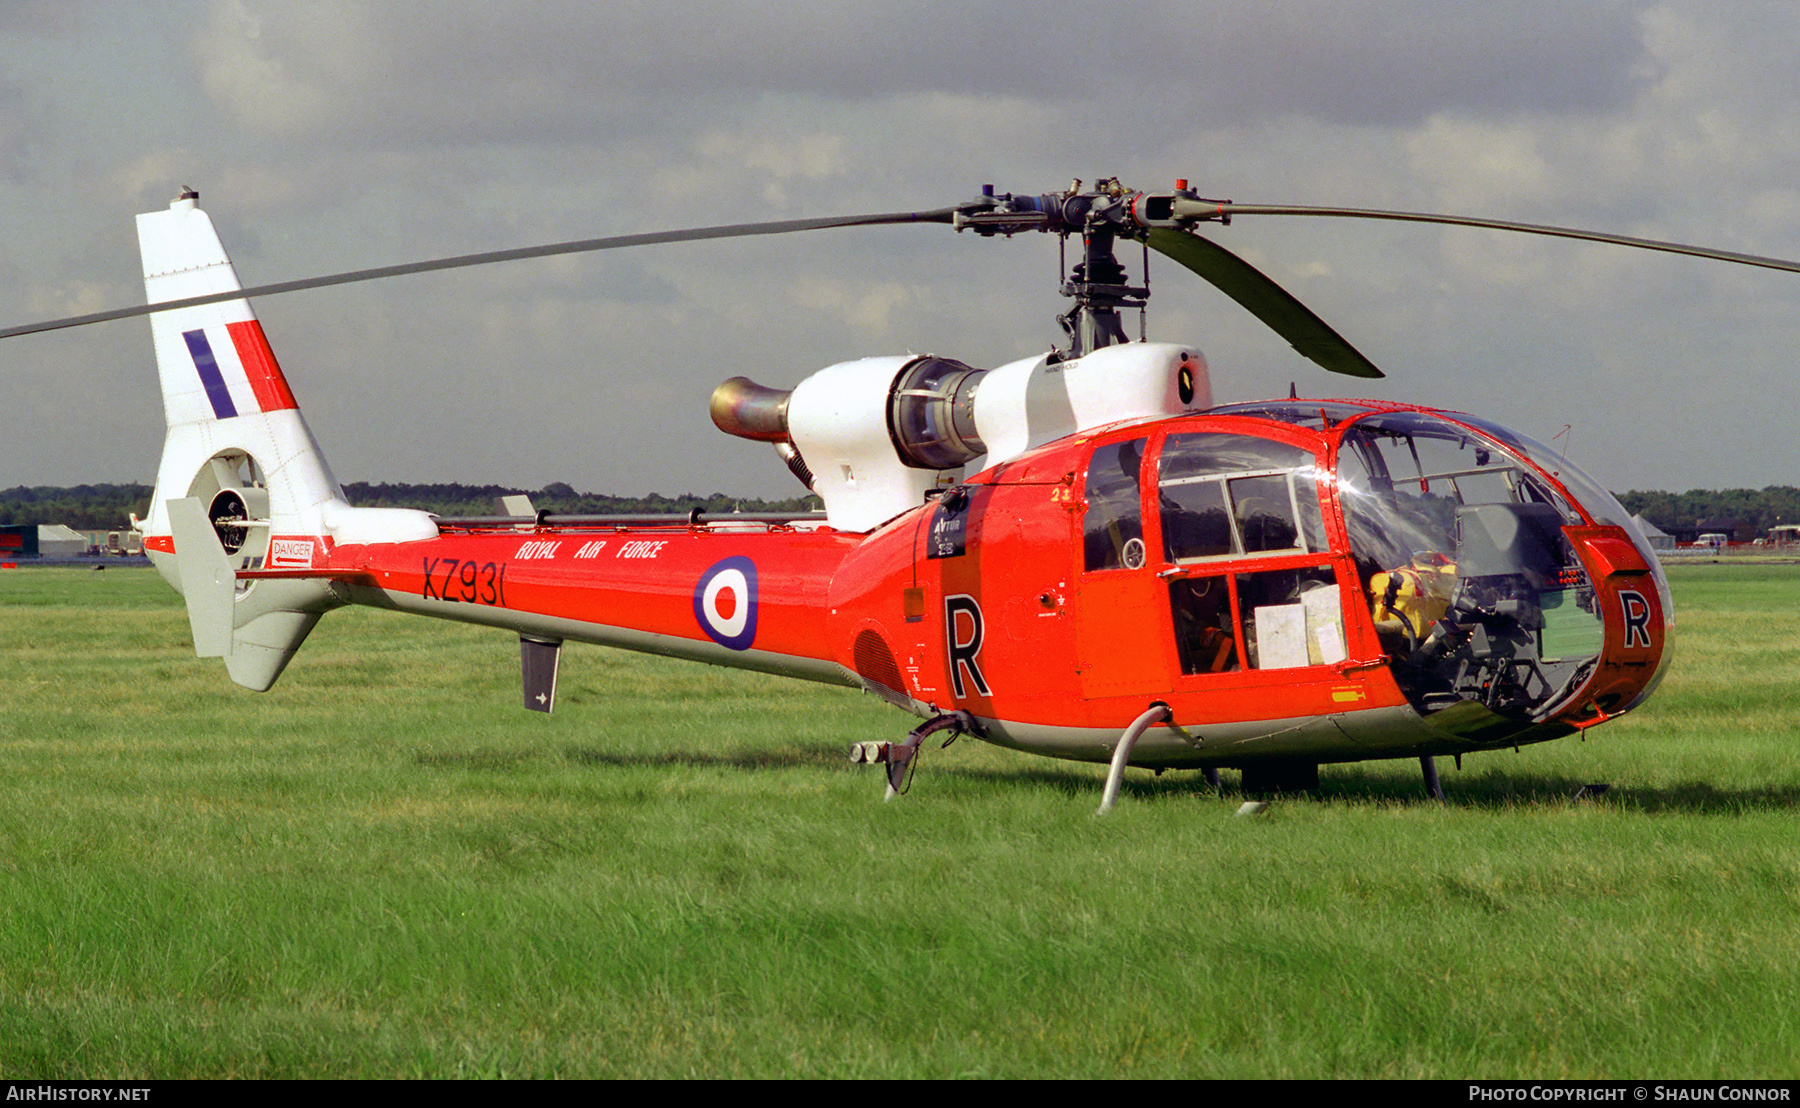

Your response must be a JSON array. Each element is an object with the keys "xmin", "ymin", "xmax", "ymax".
[{"xmin": 11, "ymin": 178, "xmax": 1800, "ymax": 809}]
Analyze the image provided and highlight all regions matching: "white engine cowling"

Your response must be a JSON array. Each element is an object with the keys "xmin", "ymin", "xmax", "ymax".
[{"xmin": 769, "ymin": 342, "xmax": 1209, "ymax": 532}]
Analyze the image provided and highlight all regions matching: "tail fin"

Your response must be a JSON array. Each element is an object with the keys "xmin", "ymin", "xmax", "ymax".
[{"xmin": 136, "ymin": 191, "xmax": 433, "ymax": 690}]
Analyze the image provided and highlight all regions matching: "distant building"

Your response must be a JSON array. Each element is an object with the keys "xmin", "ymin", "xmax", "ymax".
[
  {"xmin": 0, "ymin": 525, "xmax": 36, "ymax": 558},
  {"xmin": 1630, "ymin": 514, "xmax": 1674, "ymax": 550},
  {"xmin": 37, "ymin": 525, "xmax": 88, "ymax": 556},
  {"xmin": 0, "ymin": 523, "xmax": 126, "ymax": 558}
]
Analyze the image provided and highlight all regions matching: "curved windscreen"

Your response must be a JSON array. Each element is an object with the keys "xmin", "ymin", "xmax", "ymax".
[
  {"xmin": 1336, "ymin": 411, "xmax": 1579, "ymax": 574},
  {"xmin": 1445, "ymin": 412, "xmax": 1674, "ymax": 711},
  {"xmin": 1446, "ymin": 415, "xmax": 1632, "ymax": 529},
  {"xmin": 1334, "ymin": 411, "xmax": 1604, "ymax": 722}
]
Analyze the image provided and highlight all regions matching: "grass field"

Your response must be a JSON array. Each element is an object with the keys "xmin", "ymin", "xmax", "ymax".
[{"xmin": 2, "ymin": 564, "xmax": 1797, "ymax": 1078}]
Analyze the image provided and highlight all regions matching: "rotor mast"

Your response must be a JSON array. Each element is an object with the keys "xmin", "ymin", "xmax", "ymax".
[
  {"xmin": 1059, "ymin": 221, "xmax": 1144, "ymax": 356},
  {"xmin": 1053, "ymin": 180, "xmax": 1150, "ymax": 356},
  {"xmin": 953, "ymin": 178, "xmax": 1167, "ymax": 358}
]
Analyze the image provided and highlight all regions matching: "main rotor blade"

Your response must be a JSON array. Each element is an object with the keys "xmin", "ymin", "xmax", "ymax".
[
  {"xmin": 1215, "ymin": 204, "xmax": 1800, "ymax": 275},
  {"xmin": 0, "ymin": 207, "xmax": 956, "ymax": 341},
  {"xmin": 1145, "ymin": 227, "xmax": 1385, "ymax": 379}
]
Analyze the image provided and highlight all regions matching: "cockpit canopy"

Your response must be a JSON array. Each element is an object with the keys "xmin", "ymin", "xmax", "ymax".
[{"xmin": 1080, "ymin": 400, "xmax": 1665, "ymax": 726}]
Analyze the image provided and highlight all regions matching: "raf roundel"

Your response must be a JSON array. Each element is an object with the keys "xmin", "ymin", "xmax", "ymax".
[{"xmin": 693, "ymin": 556, "xmax": 759, "ymax": 651}]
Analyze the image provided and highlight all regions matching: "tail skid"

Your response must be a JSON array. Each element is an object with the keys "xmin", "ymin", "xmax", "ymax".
[{"xmin": 138, "ymin": 191, "xmax": 435, "ymax": 689}]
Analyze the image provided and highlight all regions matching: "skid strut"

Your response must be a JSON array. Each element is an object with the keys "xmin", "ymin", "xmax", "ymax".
[
  {"xmin": 1421, "ymin": 755, "xmax": 1445, "ymax": 802},
  {"xmin": 850, "ymin": 711, "xmax": 977, "ymax": 800},
  {"xmin": 1097, "ymin": 703, "xmax": 1174, "ymax": 815}
]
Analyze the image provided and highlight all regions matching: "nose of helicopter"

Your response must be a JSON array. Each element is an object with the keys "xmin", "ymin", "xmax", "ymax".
[{"xmin": 1550, "ymin": 527, "xmax": 1673, "ymax": 726}]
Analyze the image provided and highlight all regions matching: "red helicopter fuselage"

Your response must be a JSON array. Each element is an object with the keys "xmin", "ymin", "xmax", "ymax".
[{"xmin": 261, "ymin": 397, "xmax": 1670, "ymax": 772}]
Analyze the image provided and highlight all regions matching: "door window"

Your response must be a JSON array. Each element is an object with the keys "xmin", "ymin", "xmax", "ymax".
[
  {"xmin": 1083, "ymin": 438, "xmax": 1148, "ymax": 571},
  {"xmin": 1158, "ymin": 432, "xmax": 1327, "ymax": 562}
]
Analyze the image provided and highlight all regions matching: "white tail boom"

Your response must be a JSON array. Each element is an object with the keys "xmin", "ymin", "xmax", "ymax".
[{"xmin": 137, "ymin": 192, "xmax": 436, "ymax": 690}]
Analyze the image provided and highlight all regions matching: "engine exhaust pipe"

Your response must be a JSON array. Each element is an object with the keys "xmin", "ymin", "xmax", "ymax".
[{"xmin": 710, "ymin": 376, "xmax": 792, "ymax": 442}]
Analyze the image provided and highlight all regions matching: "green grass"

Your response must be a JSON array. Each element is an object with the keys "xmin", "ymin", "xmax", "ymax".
[{"xmin": 1, "ymin": 563, "xmax": 1797, "ymax": 1077}]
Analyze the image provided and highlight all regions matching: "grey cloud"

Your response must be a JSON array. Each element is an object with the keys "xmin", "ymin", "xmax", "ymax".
[
  {"xmin": 197, "ymin": 1, "xmax": 1656, "ymax": 148},
  {"xmin": 0, "ymin": 83, "xmax": 28, "ymax": 177},
  {"xmin": 0, "ymin": 2, "xmax": 94, "ymax": 36},
  {"xmin": 5, "ymin": 0, "xmax": 1796, "ymax": 498}
]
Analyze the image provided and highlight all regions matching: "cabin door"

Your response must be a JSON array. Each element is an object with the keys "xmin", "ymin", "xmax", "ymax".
[{"xmin": 1075, "ymin": 437, "xmax": 1177, "ymax": 699}]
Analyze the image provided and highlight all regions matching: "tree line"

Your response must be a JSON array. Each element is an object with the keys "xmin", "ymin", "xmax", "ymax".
[
  {"xmin": 1615, "ymin": 487, "xmax": 1800, "ymax": 536},
  {"xmin": 1, "ymin": 482, "xmax": 820, "ymax": 532},
  {"xmin": 341, "ymin": 481, "xmax": 819, "ymax": 518},
  {"xmin": 0, "ymin": 484, "xmax": 155, "ymax": 532},
  {"xmin": 6, "ymin": 480, "xmax": 1798, "ymax": 537}
]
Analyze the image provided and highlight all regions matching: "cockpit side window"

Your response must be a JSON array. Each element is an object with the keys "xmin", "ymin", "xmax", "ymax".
[
  {"xmin": 1159, "ymin": 432, "xmax": 1326, "ymax": 563},
  {"xmin": 1083, "ymin": 438, "xmax": 1147, "ymax": 571}
]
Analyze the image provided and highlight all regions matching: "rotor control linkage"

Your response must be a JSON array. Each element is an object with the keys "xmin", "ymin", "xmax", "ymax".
[
  {"xmin": 948, "ymin": 178, "xmax": 1228, "ymax": 238},
  {"xmin": 953, "ymin": 180, "xmax": 1200, "ymax": 358},
  {"xmin": 849, "ymin": 710, "xmax": 977, "ymax": 801}
]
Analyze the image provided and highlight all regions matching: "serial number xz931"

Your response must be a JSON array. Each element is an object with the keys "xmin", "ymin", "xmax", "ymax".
[{"xmin": 421, "ymin": 558, "xmax": 508, "ymax": 606}]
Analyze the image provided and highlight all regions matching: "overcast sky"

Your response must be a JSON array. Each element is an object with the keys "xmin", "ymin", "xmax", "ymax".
[{"xmin": 3, "ymin": 1, "xmax": 1797, "ymax": 500}]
